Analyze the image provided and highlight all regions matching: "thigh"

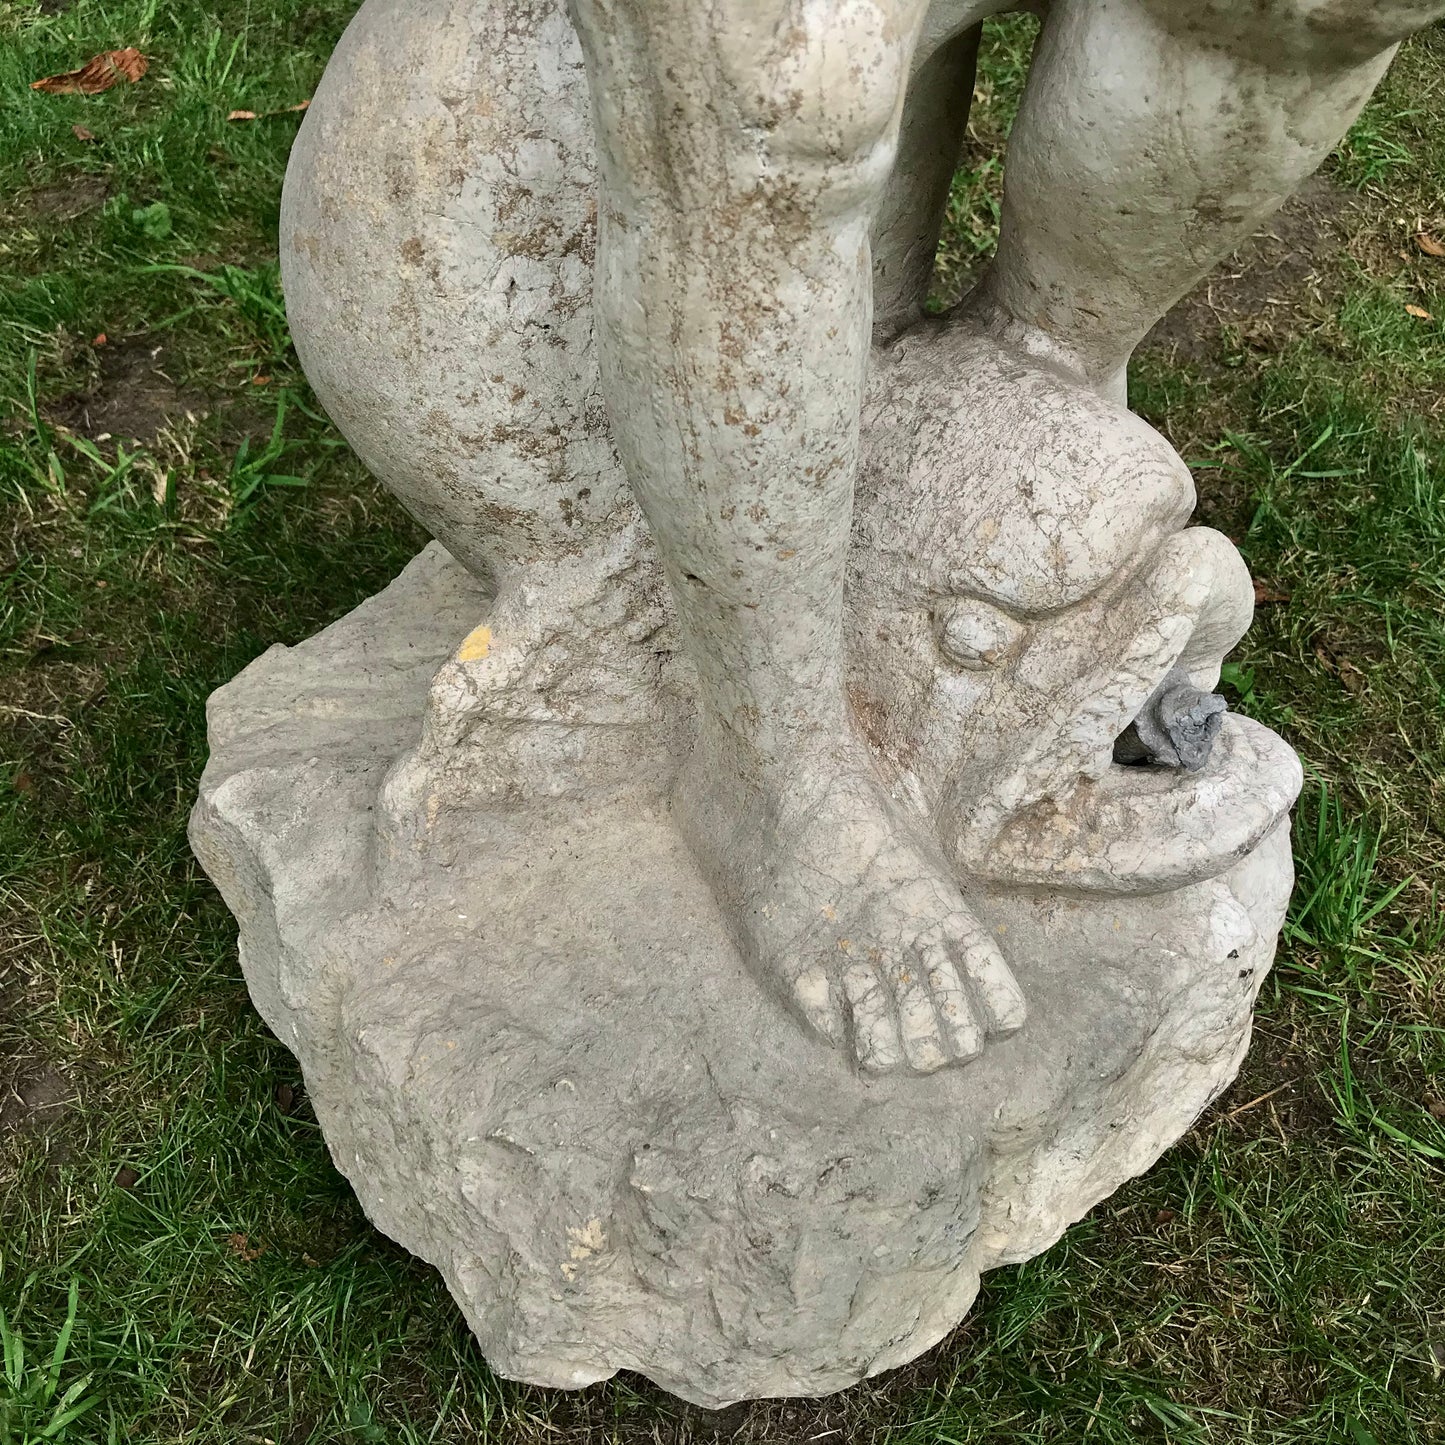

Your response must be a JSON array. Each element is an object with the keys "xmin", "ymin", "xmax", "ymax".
[{"xmin": 570, "ymin": 0, "xmax": 931, "ymax": 196}]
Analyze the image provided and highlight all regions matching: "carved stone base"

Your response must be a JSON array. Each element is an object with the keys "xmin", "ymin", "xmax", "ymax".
[{"xmin": 191, "ymin": 544, "xmax": 1294, "ymax": 1408}]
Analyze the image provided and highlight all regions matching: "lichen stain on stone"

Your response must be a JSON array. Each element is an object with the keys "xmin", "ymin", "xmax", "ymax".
[
  {"xmin": 567, "ymin": 1218, "xmax": 607, "ymax": 1261},
  {"xmin": 457, "ymin": 624, "xmax": 493, "ymax": 662}
]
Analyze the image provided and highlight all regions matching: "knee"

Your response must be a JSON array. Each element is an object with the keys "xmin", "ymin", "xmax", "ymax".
[
  {"xmin": 717, "ymin": 0, "xmax": 922, "ymax": 200},
  {"xmin": 1302, "ymin": 0, "xmax": 1445, "ymax": 59},
  {"xmin": 577, "ymin": 0, "xmax": 926, "ymax": 215},
  {"xmin": 1134, "ymin": 0, "xmax": 1445, "ymax": 67}
]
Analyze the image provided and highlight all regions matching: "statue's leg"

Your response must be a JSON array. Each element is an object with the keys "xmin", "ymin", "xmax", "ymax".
[
  {"xmin": 871, "ymin": 21, "xmax": 982, "ymax": 343},
  {"xmin": 566, "ymin": 0, "xmax": 1025, "ymax": 1074},
  {"xmin": 969, "ymin": 0, "xmax": 1445, "ymax": 398}
]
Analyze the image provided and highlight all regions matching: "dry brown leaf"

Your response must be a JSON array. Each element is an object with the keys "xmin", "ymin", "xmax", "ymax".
[
  {"xmin": 72, "ymin": 124, "xmax": 98, "ymax": 142},
  {"xmin": 227, "ymin": 99, "xmax": 310, "ymax": 122},
  {"xmin": 227, "ymin": 1232, "xmax": 267, "ymax": 1263},
  {"xmin": 1406, "ymin": 303, "xmax": 1433, "ymax": 320},
  {"xmin": 1337, "ymin": 659, "xmax": 1366, "ymax": 695},
  {"xmin": 1253, "ymin": 580, "xmax": 1292, "ymax": 605},
  {"xmin": 32, "ymin": 47, "xmax": 148, "ymax": 95},
  {"xmin": 1416, "ymin": 233, "xmax": 1445, "ymax": 258}
]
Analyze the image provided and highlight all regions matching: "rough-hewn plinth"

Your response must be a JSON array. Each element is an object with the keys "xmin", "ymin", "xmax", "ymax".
[{"xmin": 192, "ymin": 544, "xmax": 1295, "ymax": 1408}]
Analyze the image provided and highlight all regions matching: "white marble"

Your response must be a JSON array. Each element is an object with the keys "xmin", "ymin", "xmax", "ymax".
[{"xmin": 191, "ymin": 0, "xmax": 1438, "ymax": 1405}]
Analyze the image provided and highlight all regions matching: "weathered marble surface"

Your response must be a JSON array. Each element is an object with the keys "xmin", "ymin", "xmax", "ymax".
[
  {"xmin": 189, "ymin": 0, "xmax": 1439, "ymax": 1406},
  {"xmin": 192, "ymin": 544, "xmax": 1294, "ymax": 1407}
]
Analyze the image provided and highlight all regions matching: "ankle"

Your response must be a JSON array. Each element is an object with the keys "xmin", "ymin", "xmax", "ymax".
[
  {"xmin": 956, "ymin": 272, "xmax": 1132, "ymax": 399},
  {"xmin": 696, "ymin": 688, "xmax": 848, "ymax": 755}
]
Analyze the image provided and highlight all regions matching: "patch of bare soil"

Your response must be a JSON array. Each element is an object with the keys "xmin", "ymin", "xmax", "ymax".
[
  {"xmin": 0, "ymin": 1059, "xmax": 78, "ymax": 1172},
  {"xmin": 49, "ymin": 337, "xmax": 210, "ymax": 448},
  {"xmin": 1131, "ymin": 175, "xmax": 1369, "ymax": 538},
  {"xmin": 1142, "ymin": 174, "xmax": 1363, "ymax": 367},
  {"xmin": 25, "ymin": 174, "xmax": 109, "ymax": 222},
  {"xmin": 0, "ymin": 1063, "xmax": 75, "ymax": 1136}
]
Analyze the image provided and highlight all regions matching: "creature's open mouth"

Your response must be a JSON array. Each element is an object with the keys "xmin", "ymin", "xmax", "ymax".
[
  {"xmin": 939, "ymin": 527, "xmax": 1303, "ymax": 897},
  {"xmin": 1111, "ymin": 666, "xmax": 1227, "ymax": 772},
  {"xmin": 974, "ymin": 714, "xmax": 1302, "ymax": 895}
]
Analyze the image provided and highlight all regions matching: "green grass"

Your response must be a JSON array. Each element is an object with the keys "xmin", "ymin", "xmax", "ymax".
[
  {"xmin": 2, "ymin": 3, "xmax": 1443, "ymax": 1442},
  {"xmin": 930, "ymin": 14, "xmax": 1040, "ymax": 305}
]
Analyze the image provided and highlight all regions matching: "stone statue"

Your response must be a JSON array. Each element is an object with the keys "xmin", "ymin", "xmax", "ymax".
[{"xmin": 191, "ymin": 0, "xmax": 1440, "ymax": 1407}]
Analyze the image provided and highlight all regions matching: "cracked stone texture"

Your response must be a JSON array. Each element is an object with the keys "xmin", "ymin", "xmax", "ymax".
[
  {"xmin": 193, "ymin": 0, "xmax": 1443, "ymax": 1406},
  {"xmin": 191, "ymin": 544, "xmax": 1295, "ymax": 1406}
]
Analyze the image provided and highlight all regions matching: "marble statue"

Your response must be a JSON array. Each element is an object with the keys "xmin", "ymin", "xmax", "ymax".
[{"xmin": 190, "ymin": 0, "xmax": 1440, "ymax": 1406}]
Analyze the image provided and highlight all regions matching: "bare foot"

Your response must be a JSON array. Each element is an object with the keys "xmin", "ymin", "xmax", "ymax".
[{"xmin": 677, "ymin": 725, "xmax": 1026, "ymax": 1074}]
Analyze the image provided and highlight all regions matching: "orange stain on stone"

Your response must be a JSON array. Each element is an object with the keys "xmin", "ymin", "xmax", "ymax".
[{"xmin": 457, "ymin": 624, "xmax": 493, "ymax": 662}]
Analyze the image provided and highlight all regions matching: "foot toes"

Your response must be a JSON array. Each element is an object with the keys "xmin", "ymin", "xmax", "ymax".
[
  {"xmin": 889, "ymin": 960, "xmax": 949, "ymax": 1074},
  {"xmin": 792, "ymin": 965, "xmax": 843, "ymax": 1043},
  {"xmin": 843, "ymin": 964, "xmax": 903, "ymax": 1074},
  {"xmin": 944, "ymin": 914, "xmax": 1027, "ymax": 1035},
  {"xmin": 919, "ymin": 942, "xmax": 984, "ymax": 1063}
]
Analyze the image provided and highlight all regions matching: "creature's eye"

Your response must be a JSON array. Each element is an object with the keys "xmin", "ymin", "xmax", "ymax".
[{"xmin": 934, "ymin": 597, "xmax": 1025, "ymax": 670}]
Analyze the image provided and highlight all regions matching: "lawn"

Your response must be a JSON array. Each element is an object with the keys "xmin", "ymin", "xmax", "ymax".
[{"xmin": 1, "ymin": 3, "xmax": 1442, "ymax": 1442}]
